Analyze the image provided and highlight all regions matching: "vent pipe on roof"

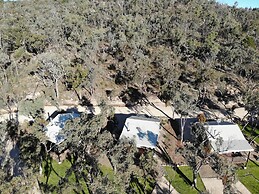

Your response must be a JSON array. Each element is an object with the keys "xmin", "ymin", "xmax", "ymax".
[{"xmin": 216, "ymin": 119, "xmax": 221, "ymax": 124}]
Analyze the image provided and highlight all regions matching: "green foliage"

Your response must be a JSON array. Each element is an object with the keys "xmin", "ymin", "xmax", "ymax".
[
  {"xmin": 39, "ymin": 159, "xmax": 89, "ymax": 194},
  {"xmin": 0, "ymin": 0, "xmax": 259, "ymax": 192},
  {"xmin": 130, "ymin": 176, "xmax": 156, "ymax": 194},
  {"xmin": 242, "ymin": 125, "xmax": 259, "ymax": 144},
  {"xmin": 242, "ymin": 36, "xmax": 256, "ymax": 49},
  {"xmin": 99, "ymin": 164, "xmax": 155, "ymax": 194},
  {"xmin": 1, "ymin": 26, "xmax": 28, "ymax": 52},
  {"xmin": 25, "ymin": 33, "xmax": 48, "ymax": 54},
  {"xmin": 65, "ymin": 64, "xmax": 89, "ymax": 90},
  {"xmin": 18, "ymin": 134, "xmax": 41, "ymax": 169},
  {"xmin": 40, "ymin": 159, "xmax": 72, "ymax": 186},
  {"xmin": 99, "ymin": 164, "xmax": 114, "ymax": 181},
  {"xmin": 19, "ymin": 98, "xmax": 44, "ymax": 119},
  {"xmin": 13, "ymin": 47, "xmax": 31, "ymax": 61}
]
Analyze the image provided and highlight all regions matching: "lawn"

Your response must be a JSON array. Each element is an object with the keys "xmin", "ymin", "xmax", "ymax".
[
  {"xmin": 39, "ymin": 159, "xmax": 72, "ymax": 185},
  {"xmin": 99, "ymin": 164, "xmax": 115, "ymax": 181},
  {"xmin": 164, "ymin": 166, "xmax": 206, "ymax": 194},
  {"xmin": 39, "ymin": 159, "xmax": 89, "ymax": 194},
  {"xmin": 241, "ymin": 125, "xmax": 259, "ymax": 144},
  {"xmin": 99, "ymin": 164, "xmax": 155, "ymax": 193},
  {"xmin": 39, "ymin": 160, "xmax": 155, "ymax": 194},
  {"xmin": 237, "ymin": 160, "xmax": 259, "ymax": 194}
]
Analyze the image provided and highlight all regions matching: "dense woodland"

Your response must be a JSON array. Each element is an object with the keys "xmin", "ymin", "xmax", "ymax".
[{"xmin": 0, "ymin": 0, "xmax": 258, "ymax": 193}]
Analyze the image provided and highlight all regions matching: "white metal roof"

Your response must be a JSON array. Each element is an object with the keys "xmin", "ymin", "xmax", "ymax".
[
  {"xmin": 45, "ymin": 112, "xmax": 80, "ymax": 144},
  {"xmin": 206, "ymin": 121, "xmax": 253, "ymax": 154},
  {"xmin": 120, "ymin": 116, "xmax": 160, "ymax": 149}
]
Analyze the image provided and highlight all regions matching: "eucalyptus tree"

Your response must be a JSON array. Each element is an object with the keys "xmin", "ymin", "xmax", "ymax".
[
  {"xmin": 35, "ymin": 52, "xmax": 68, "ymax": 100},
  {"xmin": 180, "ymin": 121, "xmax": 237, "ymax": 191},
  {"xmin": 160, "ymin": 81, "xmax": 198, "ymax": 142},
  {"xmin": 180, "ymin": 122, "xmax": 211, "ymax": 188},
  {"xmin": 106, "ymin": 137, "xmax": 138, "ymax": 193},
  {"xmin": 53, "ymin": 102, "xmax": 115, "ymax": 191},
  {"xmin": 139, "ymin": 150, "xmax": 158, "ymax": 191},
  {"xmin": 241, "ymin": 81, "xmax": 259, "ymax": 129}
]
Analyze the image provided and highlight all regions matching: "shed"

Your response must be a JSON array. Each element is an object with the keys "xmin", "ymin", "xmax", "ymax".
[{"xmin": 120, "ymin": 116, "xmax": 160, "ymax": 149}]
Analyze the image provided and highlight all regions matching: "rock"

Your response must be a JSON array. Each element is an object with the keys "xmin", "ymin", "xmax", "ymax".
[
  {"xmin": 234, "ymin": 108, "xmax": 248, "ymax": 120},
  {"xmin": 225, "ymin": 101, "xmax": 239, "ymax": 109}
]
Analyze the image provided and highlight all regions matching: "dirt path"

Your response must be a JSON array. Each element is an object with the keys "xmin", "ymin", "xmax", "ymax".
[
  {"xmin": 152, "ymin": 176, "xmax": 179, "ymax": 194},
  {"xmin": 0, "ymin": 96, "xmax": 175, "ymax": 123},
  {"xmin": 201, "ymin": 178, "xmax": 223, "ymax": 194}
]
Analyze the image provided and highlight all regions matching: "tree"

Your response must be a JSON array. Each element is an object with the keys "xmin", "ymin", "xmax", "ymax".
[
  {"xmin": 160, "ymin": 82, "xmax": 198, "ymax": 142},
  {"xmin": 35, "ymin": 52, "xmax": 68, "ymax": 100},
  {"xmin": 179, "ymin": 122, "xmax": 210, "ymax": 188},
  {"xmin": 138, "ymin": 150, "xmax": 158, "ymax": 191},
  {"xmin": 64, "ymin": 62, "xmax": 91, "ymax": 100},
  {"xmin": 106, "ymin": 137, "xmax": 138, "ymax": 193},
  {"xmin": 242, "ymin": 82, "xmax": 259, "ymax": 127},
  {"xmin": 19, "ymin": 97, "xmax": 44, "ymax": 119},
  {"xmin": 180, "ymin": 120, "xmax": 238, "ymax": 191}
]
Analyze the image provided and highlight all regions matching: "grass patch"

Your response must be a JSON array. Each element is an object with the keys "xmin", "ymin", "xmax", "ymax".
[
  {"xmin": 242, "ymin": 125, "xmax": 259, "ymax": 144},
  {"xmin": 99, "ymin": 164, "xmax": 155, "ymax": 193},
  {"xmin": 39, "ymin": 160, "xmax": 155, "ymax": 193},
  {"xmin": 39, "ymin": 159, "xmax": 89, "ymax": 194},
  {"xmin": 237, "ymin": 160, "xmax": 259, "ymax": 194},
  {"xmin": 39, "ymin": 159, "xmax": 72, "ymax": 185},
  {"xmin": 164, "ymin": 166, "xmax": 206, "ymax": 194},
  {"xmin": 99, "ymin": 164, "xmax": 114, "ymax": 181}
]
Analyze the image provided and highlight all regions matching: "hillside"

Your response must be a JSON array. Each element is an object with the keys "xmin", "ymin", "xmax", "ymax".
[{"xmin": 0, "ymin": 0, "xmax": 258, "ymax": 193}]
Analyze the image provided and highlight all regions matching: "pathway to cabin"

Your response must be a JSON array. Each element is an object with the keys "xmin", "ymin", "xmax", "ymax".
[
  {"xmin": 152, "ymin": 176, "xmax": 179, "ymax": 194},
  {"xmin": 199, "ymin": 165, "xmax": 224, "ymax": 194}
]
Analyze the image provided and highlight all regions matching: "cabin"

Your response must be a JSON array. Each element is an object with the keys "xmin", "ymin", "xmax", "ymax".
[
  {"xmin": 205, "ymin": 120, "xmax": 254, "ymax": 154},
  {"xmin": 171, "ymin": 118, "xmax": 254, "ymax": 165},
  {"xmin": 119, "ymin": 115, "xmax": 161, "ymax": 149},
  {"xmin": 45, "ymin": 110, "xmax": 81, "ymax": 144}
]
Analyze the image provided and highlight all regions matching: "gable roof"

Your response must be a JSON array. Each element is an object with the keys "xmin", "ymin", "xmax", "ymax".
[
  {"xmin": 120, "ymin": 116, "xmax": 160, "ymax": 149},
  {"xmin": 45, "ymin": 111, "xmax": 81, "ymax": 144},
  {"xmin": 205, "ymin": 121, "xmax": 254, "ymax": 154}
]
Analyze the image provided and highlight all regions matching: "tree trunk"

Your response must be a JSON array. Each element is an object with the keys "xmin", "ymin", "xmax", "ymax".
[
  {"xmin": 54, "ymin": 79, "xmax": 59, "ymax": 100},
  {"xmin": 192, "ymin": 170, "xmax": 198, "ymax": 188},
  {"xmin": 241, "ymin": 121, "xmax": 249, "ymax": 131},
  {"xmin": 114, "ymin": 164, "xmax": 117, "ymax": 174},
  {"xmin": 73, "ymin": 88, "xmax": 81, "ymax": 101},
  {"xmin": 172, "ymin": 106, "xmax": 175, "ymax": 119},
  {"xmin": 180, "ymin": 115, "xmax": 186, "ymax": 143}
]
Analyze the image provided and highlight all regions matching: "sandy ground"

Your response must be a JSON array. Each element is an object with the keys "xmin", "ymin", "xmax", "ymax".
[
  {"xmin": 0, "ymin": 96, "xmax": 175, "ymax": 123},
  {"xmin": 202, "ymin": 178, "xmax": 224, "ymax": 194},
  {"xmin": 199, "ymin": 165, "xmax": 218, "ymax": 178},
  {"xmin": 200, "ymin": 165, "xmax": 251, "ymax": 194},
  {"xmin": 97, "ymin": 153, "xmax": 113, "ymax": 169},
  {"xmin": 0, "ymin": 112, "xmax": 32, "ymax": 123},
  {"xmin": 0, "ymin": 96, "xmax": 249, "ymax": 123}
]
